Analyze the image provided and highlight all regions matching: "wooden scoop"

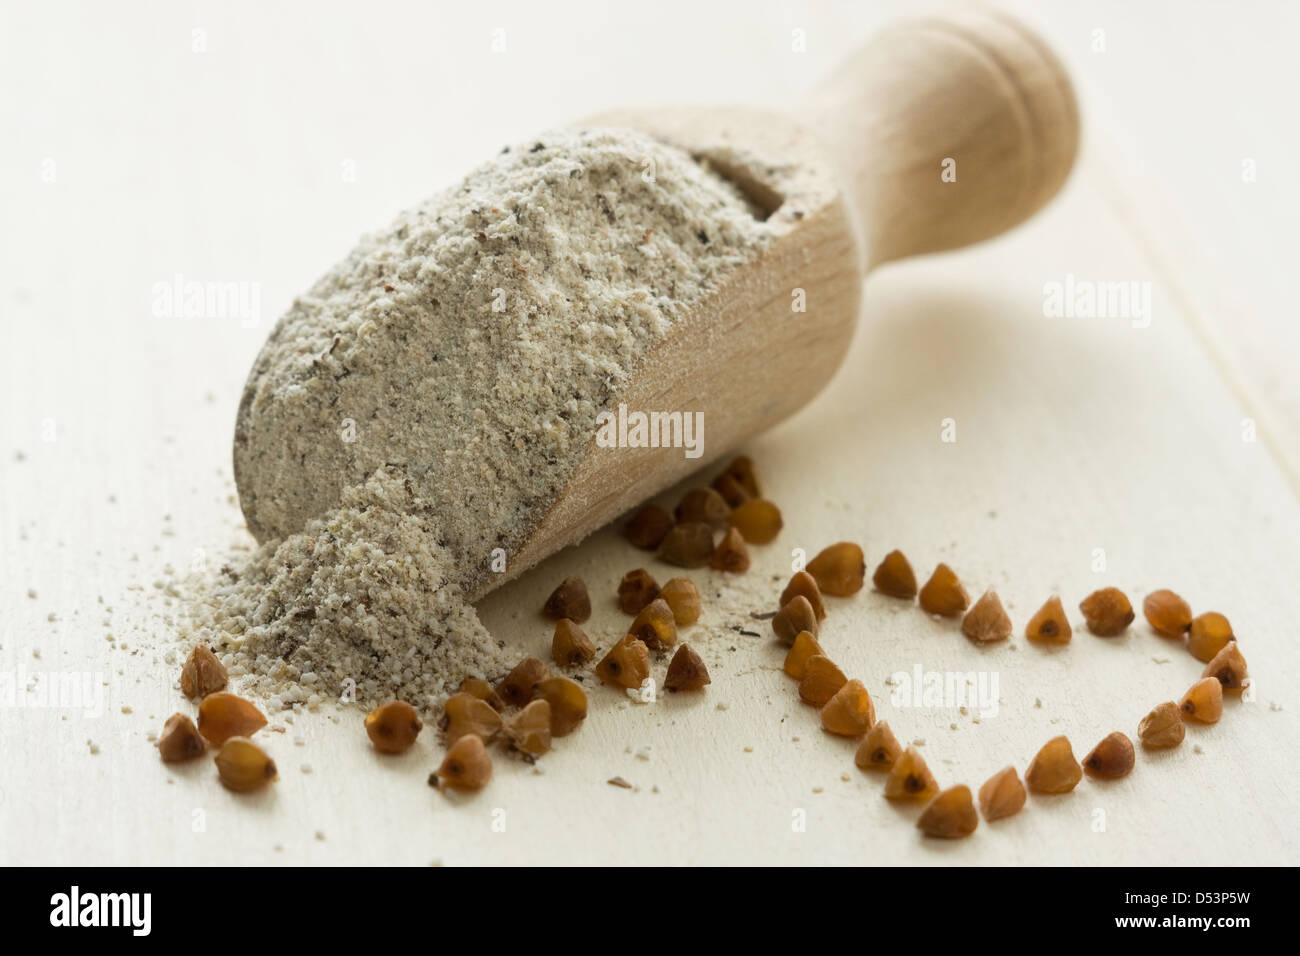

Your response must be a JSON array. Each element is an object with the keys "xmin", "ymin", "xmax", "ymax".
[{"xmin": 491, "ymin": 8, "xmax": 1078, "ymax": 600}]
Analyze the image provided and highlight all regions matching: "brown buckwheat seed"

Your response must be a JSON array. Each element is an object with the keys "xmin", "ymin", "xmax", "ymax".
[
  {"xmin": 179, "ymin": 644, "xmax": 227, "ymax": 699},
  {"xmin": 532, "ymin": 677, "xmax": 588, "ymax": 736},
  {"xmin": 623, "ymin": 504, "xmax": 675, "ymax": 551},
  {"xmin": 657, "ymin": 521, "xmax": 715, "ymax": 568},
  {"xmin": 728, "ymin": 499, "xmax": 784, "ymax": 544},
  {"xmin": 710, "ymin": 527, "xmax": 751, "ymax": 572},
  {"xmin": 158, "ymin": 713, "xmax": 206, "ymax": 763},
  {"xmin": 364, "ymin": 700, "xmax": 423, "ymax": 754},
  {"xmin": 1025, "ymin": 736, "xmax": 1083, "ymax": 793},
  {"xmin": 1180, "ymin": 677, "xmax": 1223, "ymax": 724},
  {"xmin": 1143, "ymin": 589, "xmax": 1192, "ymax": 638},
  {"xmin": 783, "ymin": 630, "xmax": 827, "ymax": 680},
  {"xmin": 884, "ymin": 747, "xmax": 940, "ymax": 802},
  {"xmin": 798, "ymin": 655, "xmax": 847, "ymax": 708},
  {"xmin": 197, "ymin": 692, "xmax": 267, "ymax": 746},
  {"xmin": 1187, "ymin": 612, "xmax": 1234, "ymax": 662},
  {"xmin": 821, "ymin": 679, "xmax": 875, "ymax": 736},
  {"xmin": 978, "ymin": 766, "xmax": 1026, "ymax": 821},
  {"xmin": 458, "ymin": 677, "xmax": 506, "ymax": 711},
  {"xmin": 664, "ymin": 644, "xmax": 711, "ymax": 692},
  {"xmin": 657, "ymin": 577, "xmax": 702, "ymax": 626},
  {"xmin": 807, "ymin": 542, "xmax": 865, "ymax": 596},
  {"xmin": 779, "ymin": 571, "xmax": 827, "ymax": 620},
  {"xmin": 496, "ymin": 657, "xmax": 549, "ymax": 708},
  {"xmin": 551, "ymin": 619, "xmax": 597, "ymax": 668},
  {"xmin": 595, "ymin": 634, "xmax": 651, "ymax": 689},
  {"xmin": 855, "ymin": 720, "xmax": 903, "ymax": 772},
  {"xmin": 1082, "ymin": 731, "xmax": 1135, "ymax": 780},
  {"xmin": 440, "ymin": 692, "xmax": 503, "ymax": 745},
  {"xmin": 917, "ymin": 785, "xmax": 979, "ymax": 839},
  {"xmin": 918, "ymin": 563, "xmax": 970, "ymax": 617},
  {"xmin": 1025, "ymin": 595, "xmax": 1072, "ymax": 643},
  {"xmin": 629, "ymin": 598, "xmax": 677, "ymax": 649},
  {"xmin": 1138, "ymin": 701, "xmax": 1185, "ymax": 748},
  {"xmin": 542, "ymin": 576, "xmax": 591, "ymax": 623},
  {"xmin": 504, "ymin": 700, "xmax": 552, "ymax": 758},
  {"xmin": 675, "ymin": 487, "xmax": 731, "ymax": 531},
  {"xmin": 1202, "ymin": 642, "xmax": 1248, "ymax": 692},
  {"xmin": 711, "ymin": 472, "xmax": 751, "ymax": 507},
  {"xmin": 617, "ymin": 568, "xmax": 660, "ymax": 615},
  {"xmin": 962, "ymin": 590, "xmax": 1013, "ymax": 644},
  {"xmin": 772, "ymin": 595, "xmax": 819, "ymax": 645},
  {"xmin": 716, "ymin": 454, "xmax": 761, "ymax": 498},
  {"xmin": 433, "ymin": 733, "xmax": 492, "ymax": 791},
  {"xmin": 872, "ymin": 550, "xmax": 918, "ymax": 600},
  {"xmin": 214, "ymin": 736, "xmax": 278, "ymax": 792},
  {"xmin": 1079, "ymin": 587, "xmax": 1134, "ymax": 636}
]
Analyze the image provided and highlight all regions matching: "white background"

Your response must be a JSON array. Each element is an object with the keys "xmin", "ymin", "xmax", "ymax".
[{"xmin": 2, "ymin": 0, "xmax": 1297, "ymax": 865}]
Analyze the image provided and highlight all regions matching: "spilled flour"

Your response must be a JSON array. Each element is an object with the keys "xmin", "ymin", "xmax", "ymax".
[{"xmin": 187, "ymin": 127, "xmax": 771, "ymax": 710}]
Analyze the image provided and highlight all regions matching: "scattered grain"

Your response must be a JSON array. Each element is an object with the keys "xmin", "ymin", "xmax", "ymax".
[
  {"xmin": 675, "ymin": 487, "xmax": 731, "ymax": 530},
  {"xmin": 918, "ymin": 563, "xmax": 970, "ymax": 617},
  {"xmin": 158, "ymin": 713, "xmax": 206, "ymax": 763},
  {"xmin": 532, "ymin": 676, "xmax": 587, "ymax": 736},
  {"xmin": 884, "ymin": 747, "xmax": 940, "ymax": 801},
  {"xmin": 595, "ymin": 634, "xmax": 651, "ymax": 689},
  {"xmin": 1079, "ymin": 587, "xmax": 1134, "ymax": 636},
  {"xmin": 542, "ymin": 576, "xmax": 591, "ymax": 623},
  {"xmin": 1137, "ymin": 701, "xmax": 1185, "ymax": 749},
  {"xmin": 1180, "ymin": 677, "xmax": 1223, "ymax": 724},
  {"xmin": 961, "ymin": 589, "xmax": 1012, "ymax": 643},
  {"xmin": 1143, "ymin": 589, "xmax": 1192, "ymax": 638},
  {"xmin": 917, "ymin": 785, "xmax": 978, "ymax": 838},
  {"xmin": 709, "ymin": 526, "xmax": 751, "ymax": 572},
  {"xmin": 1025, "ymin": 595, "xmax": 1071, "ymax": 643},
  {"xmin": 628, "ymin": 598, "xmax": 677, "ymax": 649},
  {"xmin": 197, "ymin": 692, "xmax": 267, "ymax": 746},
  {"xmin": 433, "ymin": 734, "xmax": 492, "ymax": 791},
  {"xmin": 657, "ymin": 521, "xmax": 714, "ymax": 568},
  {"xmin": 214, "ymin": 736, "xmax": 277, "ymax": 792},
  {"xmin": 1202, "ymin": 642, "xmax": 1248, "ymax": 692},
  {"xmin": 820, "ymin": 679, "xmax": 875, "ymax": 736},
  {"xmin": 657, "ymin": 577, "xmax": 702, "ymax": 626},
  {"xmin": 364, "ymin": 700, "xmax": 423, "ymax": 754},
  {"xmin": 504, "ymin": 699, "xmax": 552, "ymax": 757},
  {"xmin": 1082, "ymin": 731, "xmax": 1134, "ymax": 779},
  {"xmin": 440, "ymin": 692, "xmax": 504, "ymax": 744},
  {"xmin": 623, "ymin": 505, "xmax": 675, "ymax": 551},
  {"xmin": 806, "ymin": 542, "xmax": 865, "ymax": 596},
  {"xmin": 872, "ymin": 550, "xmax": 918, "ymax": 600},
  {"xmin": 772, "ymin": 594, "xmax": 819, "ymax": 645},
  {"xmin": 1187, "ymin": 612, "xmax": 1233, "ymax": 662},
  {"xmin": 779, "ymin": 570, "xmax": 826, "ymax": 620},
  {"xmin": 179, "ymin": 644, "xmax": 228, "ymax": 699},
  {"xmin": 783, "ymin": 630, "xmax": 827, "ymax": 680},
  {"xmin": 855, "ymin": 720, "xmax": 903, "ymax": 771},
  {"xmin": 552, "ymin": 619, "xmax": 597, "ymax": 668},
  {"xmin": 617, "ymin": 568, "xmax": 660, "ymax": 615},
  {"xmin": 978, "ymin": 765, "xmax": 1026, "ymax": 821},
  {"xmin": 664, "ymin": 644, "xmax": 711, "ymax": 691},
  {"xmin": 1025, "ymin": 735, "xmax": 1082, "ymax": 793},
  {"xmin": 798, "ymin": 655, "xmax": 847, "ymax": 707}
]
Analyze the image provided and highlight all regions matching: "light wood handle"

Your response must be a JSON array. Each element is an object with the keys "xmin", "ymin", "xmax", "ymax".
[{"xmin": 803, "ymin": 7, "xmax": 1079, "ymax": 269}]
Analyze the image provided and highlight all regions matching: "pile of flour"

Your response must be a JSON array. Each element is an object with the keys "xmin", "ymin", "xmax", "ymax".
[{"xmin": 189, "ymin": 128, "xmax": 770, "ymax": 710}]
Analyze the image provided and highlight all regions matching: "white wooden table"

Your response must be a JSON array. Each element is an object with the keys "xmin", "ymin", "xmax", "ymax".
[{"xmin": 2, "ymin": 0, "xmax": 1297, "ymax": 865}]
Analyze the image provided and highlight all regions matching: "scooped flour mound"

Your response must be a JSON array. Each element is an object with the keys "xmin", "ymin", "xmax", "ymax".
[
  {"xmin": 197, "ymin": 127, "xmax": 769, "ymax": 708},
  {"xmin": 188, "ymin": 469, "xmax": 512, "ymax": 710},
  {"xmin": 233, "ymin": 127, "xmax": 768, "ymax": 595}
]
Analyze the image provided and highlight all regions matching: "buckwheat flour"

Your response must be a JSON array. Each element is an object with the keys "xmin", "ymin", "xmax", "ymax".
[{"xmin": 188, "ymin": 127, "xmax": 770, "ymax": 710}]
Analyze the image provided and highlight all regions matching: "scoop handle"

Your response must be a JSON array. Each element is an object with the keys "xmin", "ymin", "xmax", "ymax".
[{"xmin": 802, "ymin": 7, "xmax": 1079, "ymax": 269}]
